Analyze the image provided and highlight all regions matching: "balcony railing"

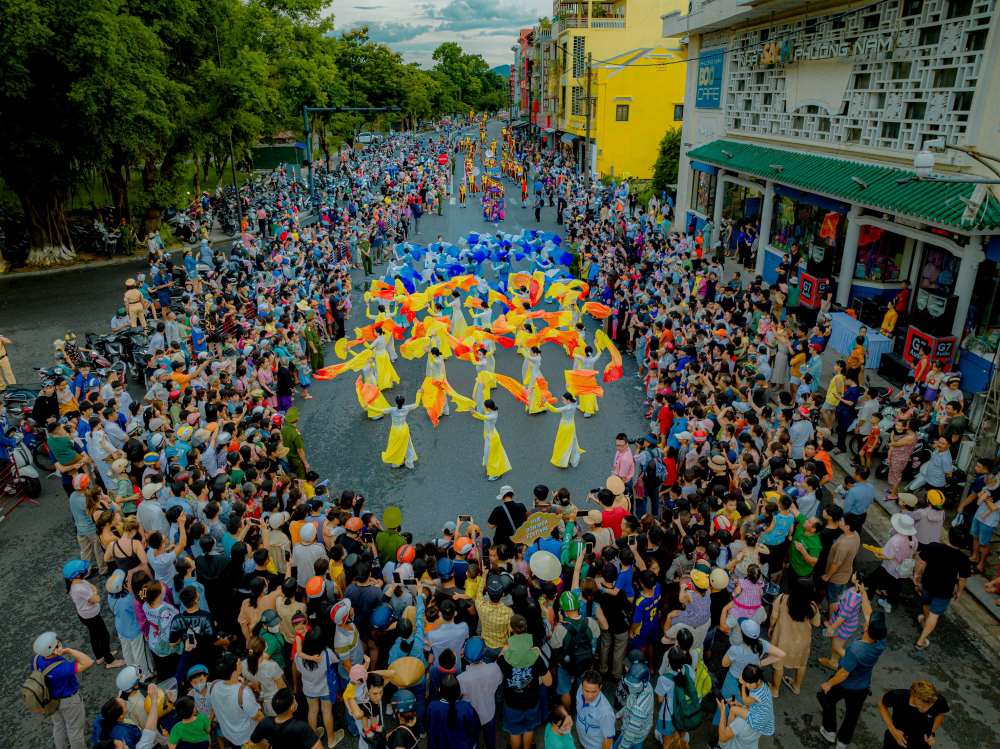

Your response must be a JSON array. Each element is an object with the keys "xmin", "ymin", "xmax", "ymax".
[{"xmin": 591, "ymin": 17, "xmax": 625, "ymax": 28}]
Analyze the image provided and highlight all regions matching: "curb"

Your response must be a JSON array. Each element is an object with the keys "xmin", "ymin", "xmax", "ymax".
[{"xmin": 0, "ymin": 253, "xmax": 145, "ymax": 281}]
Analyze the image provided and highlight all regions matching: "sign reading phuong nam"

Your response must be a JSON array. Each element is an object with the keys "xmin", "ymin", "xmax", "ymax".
[
  {"xmin": 696, "ymin": 48, "xmax": 725, "ymax": 109},
  {"xmin": 737, "ymin": 33, "xmax": 895, "ymax": 68}
]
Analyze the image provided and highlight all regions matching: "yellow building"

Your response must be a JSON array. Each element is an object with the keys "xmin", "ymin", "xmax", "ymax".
[{"xmin": 551, "ymin": 0, "xmax": 687, "ymax": 178}]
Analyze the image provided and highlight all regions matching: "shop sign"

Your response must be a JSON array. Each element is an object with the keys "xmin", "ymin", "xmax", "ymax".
[
  {"xmin": 903, "ymin": 327, "xmax": 956, "ymax": 366},
  {"xmin": 737, "ymin": 33, "xmax": 895, "ymax": 68},
  {"xmin": 696, "ymin": 48, "xmax": 725, "ymax": 109}
]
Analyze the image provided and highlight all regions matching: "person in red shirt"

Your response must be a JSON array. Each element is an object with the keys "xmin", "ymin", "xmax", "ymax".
[
  {"xmin": 592, "ymin": 487, "xmax": 627, "ymax": 538},
  {"xmin": 655, "ymin": 393, "xmax": 673, "ymax": 438}
]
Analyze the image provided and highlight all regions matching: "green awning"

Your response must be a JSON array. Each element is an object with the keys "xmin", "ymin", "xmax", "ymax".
[{"xmin": 687, "ymin": 139, "xmax": 1000, "ymax": 232}]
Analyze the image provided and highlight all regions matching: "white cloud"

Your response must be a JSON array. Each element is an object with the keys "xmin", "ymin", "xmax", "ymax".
[{"xmin": 328, "ymin": 0, "xmax": 548, "ymax": 66}]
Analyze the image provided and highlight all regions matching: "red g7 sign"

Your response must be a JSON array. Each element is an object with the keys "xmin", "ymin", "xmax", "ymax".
[{"xmin": 438, "ymin": 153, "xmax": 448, "ymax": 165}]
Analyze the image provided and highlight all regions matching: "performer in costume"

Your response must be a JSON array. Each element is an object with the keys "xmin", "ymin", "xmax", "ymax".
[
  {"xmin": 358, "ymin": 357, "xmax": 391, "ymax": 419},
  {"xmin": 572, "ymin": 345, "xmax": 602, "ymax": 417},
  {"xmin": 379, "ymin": 393, "xmax": 421, "ymax": 469},
  {"xmin": 420, "ymin": 347, "xmax": 451, "ymax": 418},
  {"xmin": 371, "ymin": 329, "xmax": 400, "ymax": 390},
  {"xmin": 448, "ymin": 290, "xmax": 468, "ymax": 337},
  {"xmin": 545, "ymin": 393, "xmax": 583, "ymax": 468},
  {"xmin": 470, "ymin": 399, "xmax": 511, "ymax": 481},
  {"xmin": 472, "ymin": 343, "xmax": 496, "ymax": 412}
]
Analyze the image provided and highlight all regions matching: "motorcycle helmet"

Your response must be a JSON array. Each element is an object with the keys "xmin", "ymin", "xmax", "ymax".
[
  {"xmin": 33, "ymin": 631, "xmax": 59, "ymax": 658},
  {"xmin": 149, "ymin": 433, "xmax": 165, "ymax": 450},
  {"xmin": 72, "ymin": 473, "xmax": 90, "ymax": 492},
  {"xmin": 624, "ymin": 662, "xmax": 650, "ymax": 688},
  {"xmin": 371, "ymin": 604, "xmax": 396, "ymax": 631},
  {"xmin": 392, "ymin": 689, "xmax": 417, "ymax": 714},
  {"xmin": 117, "ymin": 307, "xmax": 126, "ymax": 316},
  {"xmin": 176, "ymin": 425, "xmax": 194, "ymax": 442},
  {"xmin": 116, "ymin": 666, "xmax": 140, "ymax": 693}
]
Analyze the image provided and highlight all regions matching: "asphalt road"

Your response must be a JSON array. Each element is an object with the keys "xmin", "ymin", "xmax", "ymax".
[{"xmin": 0, "ymin": 120, "xmax": 995, "ymax": 748}]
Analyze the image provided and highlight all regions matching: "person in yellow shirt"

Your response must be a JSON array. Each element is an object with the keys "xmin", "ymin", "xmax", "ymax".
[
  {"xmin": 823, "ymin": 359, "xmax": 846, "ymax": 430},
  {"xmin": 846, "ymin": 333, "xmax": 866, "ymax": 385},
  {"xmin": 880, "ymin": 303, "xmax": 898, "ymax": 336}
]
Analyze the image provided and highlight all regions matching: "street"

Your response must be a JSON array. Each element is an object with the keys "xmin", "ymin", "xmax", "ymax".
[{"xmin": 0, "ymin": 120, "xmax": 996, "ymax": 749}]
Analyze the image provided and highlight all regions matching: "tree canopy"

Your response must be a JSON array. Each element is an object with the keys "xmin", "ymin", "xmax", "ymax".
[{"xmin": 0, "ymin": 0, "xmax": 506, "ymax": 267}]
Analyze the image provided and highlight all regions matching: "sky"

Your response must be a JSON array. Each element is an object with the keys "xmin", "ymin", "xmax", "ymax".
[{"xmin": 327, "ymin": 0, "xmax": 551, "ymax": 67}]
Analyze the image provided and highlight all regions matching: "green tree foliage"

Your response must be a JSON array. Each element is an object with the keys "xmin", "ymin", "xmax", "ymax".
[
  {"xmin": 651, "ymin": 126, "xmax": 683, "ymax": 196},
  {"xmin": 0, "ymin": 0, "xmax": 502, "ymax": 266}
]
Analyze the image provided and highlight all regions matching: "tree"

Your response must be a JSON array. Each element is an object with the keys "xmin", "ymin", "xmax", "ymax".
[{"xmin": 651, "ymin": 126, "xmax": 682, "ymax": 195}]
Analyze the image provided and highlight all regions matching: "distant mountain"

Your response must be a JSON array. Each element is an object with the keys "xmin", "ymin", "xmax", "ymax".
[{"xmin": 491, "ymin": 64, "xmax": 511, "ymax": 78}]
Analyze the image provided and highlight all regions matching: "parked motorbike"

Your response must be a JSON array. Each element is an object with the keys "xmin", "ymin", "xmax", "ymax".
[
  {"xmin": 18, "ymin": 410, "xmax": 56, "ymax": 473},
  {"xmin": 1, "ymin": 431, "xmax": 42, "ymax": 511}
]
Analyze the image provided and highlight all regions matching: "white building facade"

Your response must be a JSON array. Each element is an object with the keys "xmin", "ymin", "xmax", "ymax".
[{"xmin": 663, "ymin": 0, "xmax": 1000, "ymax": 390}]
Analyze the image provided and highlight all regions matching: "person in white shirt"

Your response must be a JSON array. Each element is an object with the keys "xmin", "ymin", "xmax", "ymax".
[{"xmin": 209, "ymin": 653, "xmax": 263, "ymax": 747}]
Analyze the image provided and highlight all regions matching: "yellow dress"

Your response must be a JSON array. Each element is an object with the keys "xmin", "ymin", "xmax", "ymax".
[
  {"xmin": 472, "ymin": 410, "xmax": 511, "ymax": 479},
  {"xmin": 372, "ymin": 335, "xmax": 400, "ymax": 391},
  {"xmin": 381, "ymin": 403, "xmax": 419, "ymax": 468},
  {"xmin": 547, "ymin": 402, "xmax": 584, "ymax": 468},
  {"xmin": 572, "ymin": 353, "xmax": 601, "ymax": 416},
  {"xmin": 357, "ymin": 365, "xmax": 391, "ymax": 419}
]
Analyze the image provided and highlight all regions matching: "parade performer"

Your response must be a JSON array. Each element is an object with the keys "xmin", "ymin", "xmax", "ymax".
[
  {"xmin": 357, "ymin": 357, "xmax": 391, "ymax": 420},
  {"xmin": 470, "ymin": 399, "xmax": 511, "ymax": 481},
  {"xmin": 572, "ymin": 346, "xmax": 602, "ymax": 417},
  {"xmin": 372, "ymin": 328, "xmax": 401, "ymax": 390},
  {"xmin": 545, "ymin": 393, "xmax": 583, "ymax": 468},
  {"xmin": 472, "ymin": 344, "xmax": 496, "ymax": 412},
  {"xmin": 379, "ymin": 393, "xmax": 422, "ymax": 469},
  {"xmin": 420, "ymin": 348, "xmax": 452, "ymax": 419},
  {"xmin": 447, "ymin": 290, "xmax": 468, "ymax": 337}
]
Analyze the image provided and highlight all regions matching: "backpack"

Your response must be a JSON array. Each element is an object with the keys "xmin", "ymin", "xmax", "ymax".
[
  {"xmin": 22, "ymin": 658, "xmax": 62, "ymax": 715},
  {"xmin": 671, "ymin": 672, "xmax": 705, "ymax": 732},
  {"xmin": 691, "ymin": 648, "xmax": 713, "ymax": 699},
  {"xmin": 560, "ymin": 616, "xmax": 594, "ymax": 676},
  {"xmin": 646, "ymin": 449, "xmax": 666, "ymax": 484}
]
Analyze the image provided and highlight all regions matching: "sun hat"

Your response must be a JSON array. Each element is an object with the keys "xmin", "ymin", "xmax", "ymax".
[
  {"xmin": 528, "ymin": 550, "xmax": 561, "ymax": 582},
  {"xmin": 496, "ymin": 485, "xmax": 515, "ymax": 501},
  {"xmin": 605, "ymin": 475, "xmax": 626, "ymax": 496},
  {"xmin": 383, "ymin": 506, "xmax": 403, "ymax": 528},
  {"xmin": 111, "ymin": 458, "xmax": 129, "ymax": 474},
  {"xmin": 586, "ymin": 509, "xmax": 604, "ymax": 526},
  {"xmin": 926, "ymin": 489, "xmax": 946, "ymax": 508},
  {"xmin": 897, "ymin": 493, "xmax": 919, "ymax": 508},
  {"xmin": 891, "ymin": 513, "xmax": 917, "ymax": 536},
  {"xmin": 141, "ymin": 482, "xmax": 163, "ymax": 499}
]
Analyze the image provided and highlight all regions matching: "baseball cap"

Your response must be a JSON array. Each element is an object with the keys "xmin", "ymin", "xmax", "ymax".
[
  {"xmin": 437, "ymin": 558, "xmax": 455, "ymax": 579},
  {"xmin": 739, "ymin": 619, "xmax": 761, "ymax": 639},
  {"xmin": 496, "ymin": 485, "xmax": 515, "ymax": 501},
  {"xmin": 305, "ymin": 576, "xmax": 325, "ymax": 598}
]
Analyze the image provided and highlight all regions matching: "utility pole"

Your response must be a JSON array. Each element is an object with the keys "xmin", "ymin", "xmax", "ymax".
[{"xmin": 584, "ymin": 52, "xmax": 593, "ymax": 184}]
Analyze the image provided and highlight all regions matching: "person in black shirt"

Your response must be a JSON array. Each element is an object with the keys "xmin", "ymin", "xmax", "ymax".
[
  {"xmin": 877, "ymin": 681, "xmax": 949, "ymax": 749},
  {"xmin": 487, "ymin": 486, "xmax": 527, "ymax": 548},
  {"xmin": 914, "ymin": 539, "xmax": 971, "ymax": 649},
  {"xmin": 252, "ymin": 687, "xmax": 321, "ymax": 749}
]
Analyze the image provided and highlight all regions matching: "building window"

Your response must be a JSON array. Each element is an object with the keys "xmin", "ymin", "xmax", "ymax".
[
  {"xmin": 881, "ymin": 121, "xmax": 901, "ymax": 139},
  {"xmin": 572, "ymin": 36, "xmax": 585, "ymax": 77},
  {"xmin": 966, "ymin": 28, "xmax": 988, "ymax": 51},
  {"xmin": 905, "ymin": 101, "xmax": 927, "ymax": 120},
  {"xmin": 615, "ymin": 104, "xmax": 629, "ymax": 121},
  {"xmin": 561, "ymin": 85, "xmax": 566, "ymax": 113},
  {"xmin": 933, "ymin": 68, "xmax": 957, "ymax": 88},
  {"xmin": 947, "ymin": 0, "xmax": 973, "ymax": 18},
  {"xmin": 571, "ymin": 85, "xmax": 584, "ymax": 115},
  {"xmin": 673, "ymin": 104, "xmax": 684, "ymax": 120},
  {"xmin": 953, "ymin": 91, "xmax": 974, "ymax": 111},
  {"xmin": 891, "ymin": 61, "xmax": 912, "ymax": 79},
  {"xmin": 918, "ymin": 26, "xmax": 941, "ymax": 46},
  {"xmin": 902, "ymin": 0, "xmax": 923, "ymax": 16}
]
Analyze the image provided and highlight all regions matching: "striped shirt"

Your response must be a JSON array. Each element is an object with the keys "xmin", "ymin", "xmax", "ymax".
[
  {"xmin": 746, "ymin": 682, "xmax": 775, "ymax": 736},
  {"xmin": 833, "ymin": 588, "xmax": 862, "ymax": 640},
  {"xmin": 476, "ymin": 577, "xmax": 512, "ymax": 649}
]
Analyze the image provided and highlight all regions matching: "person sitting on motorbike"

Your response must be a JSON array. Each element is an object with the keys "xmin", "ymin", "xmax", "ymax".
[{"xmin": 111, "ymin": 308, "xmax": 131, "ymax": 334}]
